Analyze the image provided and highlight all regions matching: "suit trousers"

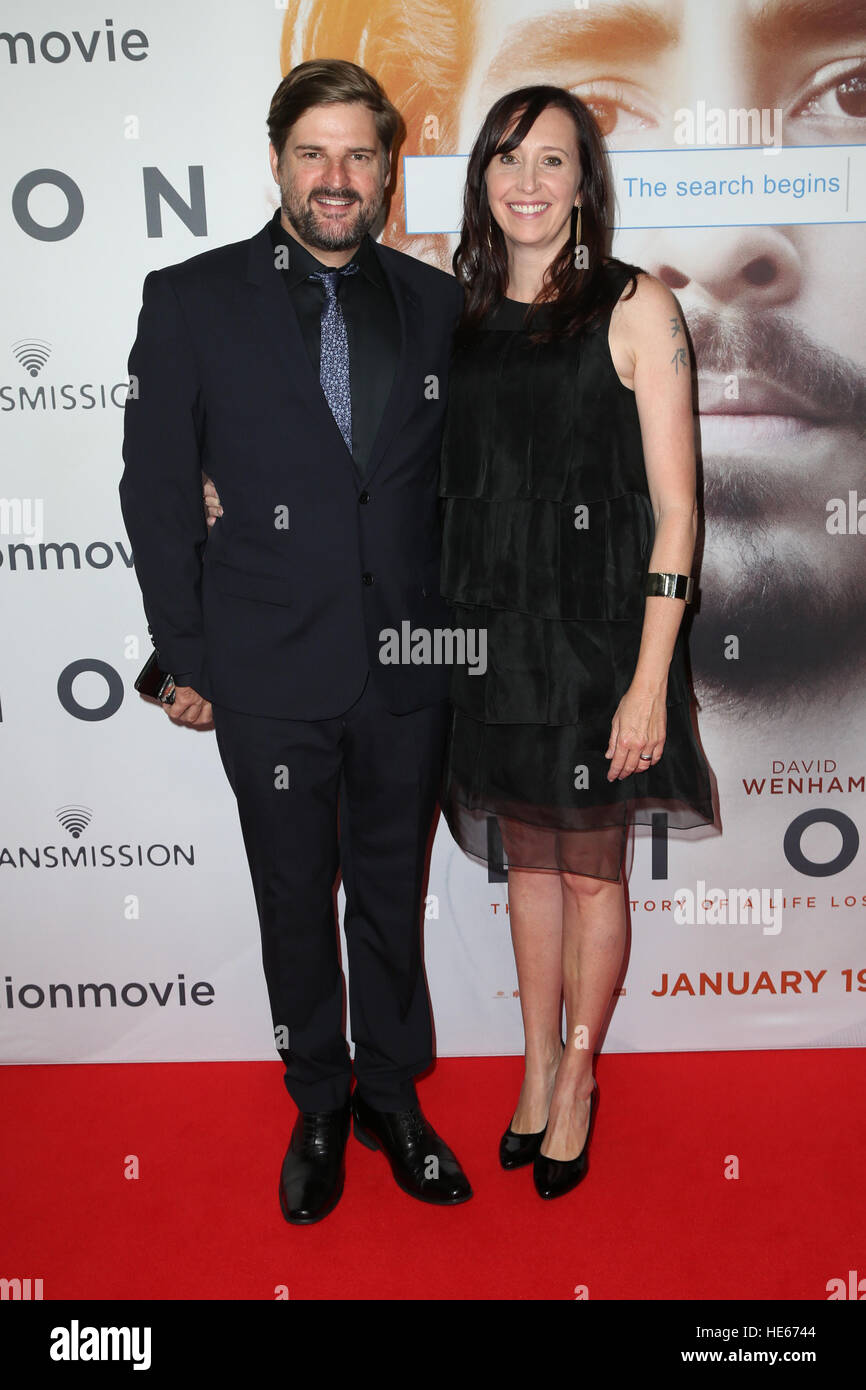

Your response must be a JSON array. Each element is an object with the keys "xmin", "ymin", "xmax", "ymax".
[{"xmin": 212, "ymin": 672, "xmax": 448, "ymax": 1112}]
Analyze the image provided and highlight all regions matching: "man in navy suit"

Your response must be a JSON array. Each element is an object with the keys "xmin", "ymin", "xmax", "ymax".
[{"xmin": 119, "ymin": 59, "xmax": 470, "ymax": 1223}]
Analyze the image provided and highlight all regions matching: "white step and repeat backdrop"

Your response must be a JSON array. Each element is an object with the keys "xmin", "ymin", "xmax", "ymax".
[{"xmin": 2, "ymin": 1, "xmax": 865, "ymax": 1067}]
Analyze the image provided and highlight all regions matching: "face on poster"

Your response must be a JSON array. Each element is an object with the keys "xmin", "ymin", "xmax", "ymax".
[
  {"xmin": 280, "ymin": 0, "xmax": 866, "ymax": 1047},
  {"xmin": 281, "ymin": 0, "xmax": 866, "ymax": 716}
]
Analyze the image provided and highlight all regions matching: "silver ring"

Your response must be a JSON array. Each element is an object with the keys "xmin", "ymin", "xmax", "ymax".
[{"xmin": 639, "ymin": 754, "xmax": 652, "ymax": 760}]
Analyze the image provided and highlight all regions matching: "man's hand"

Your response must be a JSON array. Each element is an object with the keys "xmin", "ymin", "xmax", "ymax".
[{"xmin": 167, "ymin": 685, "xmax": 213, "ymax": 727}]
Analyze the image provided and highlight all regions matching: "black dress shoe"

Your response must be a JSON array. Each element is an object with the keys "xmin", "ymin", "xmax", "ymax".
[
  {"xmin": 279, "ymin": 1099, "xmax": 351, "ymax": 1225},
  {"xmin": 351, "ymin": 1091, "xmax": 472, "ymax": 1205},
  {"xmin": 533, "ymin": 1080, "xmax": 598, "ymax": 1200},
  {"xmin": 499, "ymin": 1121, "xmax": 547, "ymax": 1170}
]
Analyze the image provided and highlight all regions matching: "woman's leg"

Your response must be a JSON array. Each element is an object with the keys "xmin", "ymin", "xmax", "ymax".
[
  {"xmin": 506, "ymin": 866, "xmax": 565, "ymax": 1132},
  {"xmin": 541, "ymin": 848, "xmax": 627, "ymax": 1160}
]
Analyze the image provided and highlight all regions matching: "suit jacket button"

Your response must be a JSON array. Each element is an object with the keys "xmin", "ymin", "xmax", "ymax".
[
  {"xmin": 359, "ymin": 490, "xmax": 370, "ymax": 504},
  {"xmin": 362, "ymin": 571, "xmax": 374, "ymax": 586}
]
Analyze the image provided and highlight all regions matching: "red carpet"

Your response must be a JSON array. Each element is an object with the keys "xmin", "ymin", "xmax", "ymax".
[{"xmin": 1, "ymin": 1050, "xmax": 862, "ymax": 1301}]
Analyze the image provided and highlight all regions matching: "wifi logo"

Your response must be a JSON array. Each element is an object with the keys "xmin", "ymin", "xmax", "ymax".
[
  {"xmin": 12, "ymin": 338, "xmax": 52, "ymax": 378},
  {"xmin": 56, "ymin": 805, "xmax": 93, "ymax": 840}
]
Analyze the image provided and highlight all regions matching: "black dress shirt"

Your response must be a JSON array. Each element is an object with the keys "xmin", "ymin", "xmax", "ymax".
[{"xmin": 266, "ymin": 208, "xmax": 399, "ymax": 478}]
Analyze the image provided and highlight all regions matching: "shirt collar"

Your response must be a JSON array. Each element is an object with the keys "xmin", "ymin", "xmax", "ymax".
[{"xmin": 267, "ymin": 208, "xmax": 385, "ymax": 290}]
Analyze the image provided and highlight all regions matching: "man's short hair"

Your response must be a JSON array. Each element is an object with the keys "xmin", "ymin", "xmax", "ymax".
[{"xmin": 268, "ymin": 58, "xmax": 403, "ymax": 168}]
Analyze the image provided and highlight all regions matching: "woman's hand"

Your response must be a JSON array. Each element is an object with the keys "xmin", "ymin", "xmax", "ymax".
[
  {"xmin": 201, "ymin": 470, "xmax": 223, "ymax": 527},
  {"xmin": 606, "ymin": 683, "xmax": 667, "ymax": 781}
]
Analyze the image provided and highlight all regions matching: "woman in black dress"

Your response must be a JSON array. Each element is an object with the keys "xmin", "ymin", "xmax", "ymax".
[{"xmin": 440, "ymin": 86, "xmax": 714, "ymax": 1198}]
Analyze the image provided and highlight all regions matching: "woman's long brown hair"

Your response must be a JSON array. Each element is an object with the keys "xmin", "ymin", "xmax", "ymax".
[{"xmin": 452, "ymin": 85, "xmax": 637, "ymax": 343}]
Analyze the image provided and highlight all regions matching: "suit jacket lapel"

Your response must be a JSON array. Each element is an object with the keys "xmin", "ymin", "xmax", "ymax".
[
  {"xmin": 243, "ymin": 223, "xmax": 422, "ymax": 484},
  {"xmin": 363, "ymin": 244, "xmax": 423, "ymax": 485},
  {"xmin": 244, "ymin": 222, "xmax": 355, "ymax": 467}
]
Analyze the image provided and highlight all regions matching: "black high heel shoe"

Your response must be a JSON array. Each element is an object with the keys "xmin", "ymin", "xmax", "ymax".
[
  {"xmin": 499, "ymin": 1041, "xmax": 565, "ymax": 1170},
  {"xmin": 499, "ymin": 1121, "xmax": 547, "ymax": 1170},
  {"xmin": 532, "ymin": 1079, "xmax": 598, "ymax": 1199}
]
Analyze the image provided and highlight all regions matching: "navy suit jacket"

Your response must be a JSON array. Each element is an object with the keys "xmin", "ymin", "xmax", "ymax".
[{"xmin": 119, "ymin": 220, "xmax": 463, "ymax": 719}]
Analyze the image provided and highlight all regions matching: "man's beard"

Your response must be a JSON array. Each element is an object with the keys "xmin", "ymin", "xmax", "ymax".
[
  {"xmin": 681, "ymin": 308, "xmax": 866, "ymax": 712},
  {"xmin": 688, "ymin": 523, "xmax": 866, "ymax": 715},
  {"xmin": 281, "ymin": 181, "xmax": 382, "ymax": 251}
]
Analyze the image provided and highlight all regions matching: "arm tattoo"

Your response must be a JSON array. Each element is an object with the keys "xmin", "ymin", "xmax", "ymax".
[{"xmin": 671, "ymin": 346, "xmax": 688, "ymax": 374}]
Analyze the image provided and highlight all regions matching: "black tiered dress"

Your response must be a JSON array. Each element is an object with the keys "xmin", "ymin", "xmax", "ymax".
[{"xmin": 438, "ymin": 260, "xmax": 715, "ymax": 881}]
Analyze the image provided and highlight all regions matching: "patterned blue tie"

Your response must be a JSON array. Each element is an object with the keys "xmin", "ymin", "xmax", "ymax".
[{"xmin": 308, "ymin": 264, "xmax": 359, "ymax": 452}]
